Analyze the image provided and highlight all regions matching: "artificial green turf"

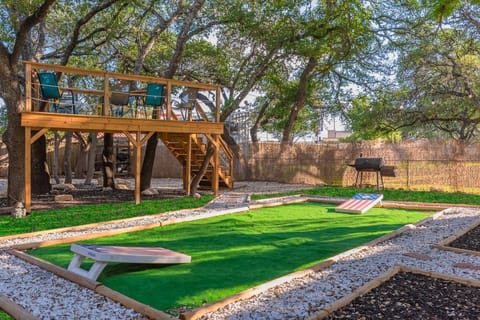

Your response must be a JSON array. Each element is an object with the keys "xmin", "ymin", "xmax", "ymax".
[
  {"xmin": 29, "ymin": 202, "xmax": 431, "ymax": 313},
  {"xmin": 0, "ymin": 196, "xmax": 213, "ymax": 237},
  {"xmin": 252, "ymin": 186, "xmax": 480, "ymax": 205},
  {"xmin": 1, "ymin": 186, "xmax": 478, "ymax": 238},
  {"xmin": 0, "ymin": 311, "xmax": 12, "ymax": 320}
]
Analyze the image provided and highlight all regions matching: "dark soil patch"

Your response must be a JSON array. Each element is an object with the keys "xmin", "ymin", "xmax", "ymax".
[
  {"xmin": 30, "ymin": 185, "xmax": 187, "ymax": 210},
  {"xmin": 326, "ymin": 272, "xmax": 480, "ymax": 319},
  {"xmin": 449, "ymin": 224, "xmax": 480, "ymax": 252}
]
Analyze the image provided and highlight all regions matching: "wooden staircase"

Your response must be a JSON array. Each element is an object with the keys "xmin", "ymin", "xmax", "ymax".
[{"xmin": 160, "ymin": 133, "xmax": 234, "ymax": 189}]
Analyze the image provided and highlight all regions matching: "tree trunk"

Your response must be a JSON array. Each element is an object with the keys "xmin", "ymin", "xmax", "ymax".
[
  {"xmin": 1, "ymin": 0, "xmax": 59, "ymax": 212},
  {"xmin": 31, "ymin": 134, "xmax": 51, "ymax": 194},
  {"xmin": 1, "ymin": 78, "xmax": 26, "ymax": 207},
  {"xmin": 250, "ymin": 99, "xmax": 270, "ymax": 143},
  {"xmin": 190, "ymin": 142, "xmax": 214, "ymax": 196},
  {"xmin": 52, "ymin": 132, "xmax": 61, "ymax": 184},
  {"xmin": 74, "ymin": 134, "xmax": 88, "ymax": 179},
  {"xmin": 4, "ymin": 119, "xmax": 25, "ymax": 207},
  {"xmin": 84, "ymin": 133, "xmax": 97, "ymax": 185},
  {"xmin": 140, "ymin": 133, "xmax": 158, "ymax": 191},
  {"xmin": 102, "ymin": 133, "xmax": 115, "ymax": 188},
  {"xmin": 221, "ymin": 130, "xmax": 250, "ymax": 180},
  {"xmin": 140, "ymin": 0, "xmax": 205, "ymax": 192},
  {"xmin": 281, "ymin": 57, "xmax": 318, "ymax": 146},
  {"xmin": 64, "ymin": 132, "xmax": 73, "ymax": 184}
]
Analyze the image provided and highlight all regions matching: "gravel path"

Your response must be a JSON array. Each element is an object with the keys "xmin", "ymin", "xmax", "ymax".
[{"xmin": 0, "ymin": 181, "xmax": 479, "ymax": 319}]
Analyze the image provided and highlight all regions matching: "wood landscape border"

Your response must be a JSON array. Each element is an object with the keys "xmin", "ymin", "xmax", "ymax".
[
  {"xmin": 1, "ymin": 197, "xmax": 450, "ymax": 320},
  {"xmin": 308, "ymin": 265, "xmax": 480, "ymax": 319},
  {"xmin": 433, "ymin": 218, "xmax": 480, "ymax": 257},
  {"xmin": 8, "ymin": 250, "xmax": 174, "ymax": 320},
  {"xmin": 0, "ymin": 293, "xmax": 37, "ymax": 320}
]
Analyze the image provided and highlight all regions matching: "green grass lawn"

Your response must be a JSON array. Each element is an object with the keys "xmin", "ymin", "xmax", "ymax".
[
  {"xmin": 0, "ymin": 311, "xmax": 12, "ymax": 320},
  {"xmin": 29, "ymin": 202, "xmax": 431, "ymax": 314},
  {"xmin": 0, "ymin": 186, "xmax": 477, "ymax": 239},
  {"xmin": 253, "ymin": 186, "xmax": 480, "ymax": 204},
  {"xmin": 0, "ymin": 196, "xmax": 213, "ymax": 237}
]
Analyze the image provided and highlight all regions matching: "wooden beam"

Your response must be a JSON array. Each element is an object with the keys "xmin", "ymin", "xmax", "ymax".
[
  {"xmin": 24, "ymin": 127, "xmax": 31, "ymax": 213},
  {"xmin": 25, "ymin": 63, "xmax": 32, "ymax": 112},
  {"xmin": 103, "ymin": 74, "xmax": 109, "ymax": 116},
  {"xmin": 30, "ymin": 128, "xmax": 49, "ymax": 144},
  {"xmin": 166, "ymin": 82, "xmax": 172, "ymax": 120},
  {"xmin": 21, "ymin": 113, "xmax": 224, "ymax": 134},
  {"xmin": 122, "ymin": 131, "xmax": 137, "ymax": 147},
  {"xmin": 135, "ymin": 131, "xmax": 141, "ymax": 205},
  {"xmin": 0, "ymin": 293, "xmax": 37, "ymax": 320},
  {"xmin": 186, "ymin": 134, "xmax": 192, "ymax": 195},
  {"xmin": 216, "ymin": 86, "xmax": 221, "ymax": 123},
  {"xmin": 140, "ymin": 132, "xmax": 155, "ymax": 145},
  {"xmin": 212, "ymin": 135, "xmax": 219, "ymax": 196}
]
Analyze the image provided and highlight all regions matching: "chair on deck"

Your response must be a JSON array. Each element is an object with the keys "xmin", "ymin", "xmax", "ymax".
[
  {"xmin": 37, "ymin": 72, "xmax": 76, "ymax": 114},
  {"xmin": 110, "ymin": 92, "xmax": 132, "ymax": 118},
  {"xmin": 136, "ymin": 83, "xmax": 164, "ymax": 119},
  {"xmin": 177, "ymin": 88, "xmax": 199, "ymax": 120}
]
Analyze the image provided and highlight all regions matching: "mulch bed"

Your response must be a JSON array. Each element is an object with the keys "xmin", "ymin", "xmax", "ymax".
[
  {"xmin": 326, "ymin": 271, "xmax": 480, "ymax": 319},
  {"xmin": 449, "ymin": 224, "xmax": 480, "ymax": 252},
  {"xmin": 29, "ymin": 186, "xmax": 187, "ymax": 210},
  {"xmin": 324, "ymin": 223, "xmax": 480, "ymax": 319}
]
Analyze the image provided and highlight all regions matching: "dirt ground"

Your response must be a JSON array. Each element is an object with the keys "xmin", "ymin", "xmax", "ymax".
[{"xmin": 0, "ymin": 178, "xmax": 316, "ymax": 211}]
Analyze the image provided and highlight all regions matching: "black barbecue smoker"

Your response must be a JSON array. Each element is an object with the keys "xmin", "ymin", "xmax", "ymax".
[{"xmin": 349, "ymin": 157, "xmax": 397, "ymax": 190}]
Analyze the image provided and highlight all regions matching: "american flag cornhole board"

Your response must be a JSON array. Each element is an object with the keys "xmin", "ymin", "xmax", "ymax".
[
  {"xmin": 68, "ymin": 244, "xmax": 191, "ymax": 281},
  {"xmin": 335, "ymin": 193, "xmax": 383, "ymax": 214}
]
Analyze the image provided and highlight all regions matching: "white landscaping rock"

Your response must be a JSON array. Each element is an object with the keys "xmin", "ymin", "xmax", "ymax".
[{"xmin": 141, "ymin": 188, "xmax": 159, "ymax": 195}]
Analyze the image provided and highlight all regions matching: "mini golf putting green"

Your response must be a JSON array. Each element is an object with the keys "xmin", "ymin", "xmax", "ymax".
[{"xmin": 28, "ymin": 202, "xmax": 431, "ymax": 314}]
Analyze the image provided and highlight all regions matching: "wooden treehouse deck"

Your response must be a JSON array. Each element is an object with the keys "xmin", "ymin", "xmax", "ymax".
[{"xmin": 21, "ymin": 62, "xmax": 234, "ymax": 212}]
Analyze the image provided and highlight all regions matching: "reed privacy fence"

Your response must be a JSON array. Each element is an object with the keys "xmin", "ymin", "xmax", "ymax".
[
  {"xmin": 246, "ymin": 140, "xmax": 480, "ymax": 194},
  {"xmin": 4, "ymin": 139, "xmax": 480, "ymax": 194}
]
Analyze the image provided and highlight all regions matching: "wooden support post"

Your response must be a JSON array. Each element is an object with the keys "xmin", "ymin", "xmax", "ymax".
[
  {"xmin": 166, "ymin": 81, "xmax": 172, "ymax": 120},
  {"xmin": 135, "ymin": 132, "xmax": 141, "ymax": 204},
  {"xmin": 186, "ymin": 134, "xmax": 192, "ymax": 196},
  {"xmin": 25, "ymin": 63, "xmax": 32, "ymax": 112},
  {"xmin": 24, "ymin": 127, "xmax": 31, "ymax": 213},
  {"xmin": 212, "ymin": 134, "xmax": 219, "ymax": 196},
  {"xmin": 103, "ymin": 73, "xmax": 109, "ymax": 116},
  {"xmin": 215, "ymin": 86, "xmax": 221, "ymax": 123}
]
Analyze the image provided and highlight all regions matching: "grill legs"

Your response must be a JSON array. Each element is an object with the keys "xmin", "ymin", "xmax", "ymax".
[{"xmin": 354, "ymin": 170, "xmax": 384, "ymax": 190}]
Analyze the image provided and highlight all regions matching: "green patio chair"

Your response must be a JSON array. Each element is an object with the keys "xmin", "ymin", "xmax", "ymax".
[
  {"xmin": 137, "ymin": 83, "xmax": 164, "ymax": 119},
  {"xmin": 37, "ymin": 72, "xmax": 76, "ymax": 114}
]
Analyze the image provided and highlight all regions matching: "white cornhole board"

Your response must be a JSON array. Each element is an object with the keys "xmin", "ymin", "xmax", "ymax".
[
  {"xmin": 68, "ymin": 243, "xmax": 191, "ymax": 281},
  {"xmin": 335, "ymin": 193, "xmax": 383, "ymax": 214}
]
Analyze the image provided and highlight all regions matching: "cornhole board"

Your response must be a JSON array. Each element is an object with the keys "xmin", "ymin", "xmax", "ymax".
[
  {"xmin": 68, "ymin": 243, "xmax": 191, "ymax": 281},
  {"xmin": 335, "ymin": 193, "xmax": 383, "ymax": 214}
]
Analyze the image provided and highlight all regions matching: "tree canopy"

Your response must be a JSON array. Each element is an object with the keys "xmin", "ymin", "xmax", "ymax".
[{"xmin": 344, "ymin": 0, "xmax": 480, "ymax": 142}]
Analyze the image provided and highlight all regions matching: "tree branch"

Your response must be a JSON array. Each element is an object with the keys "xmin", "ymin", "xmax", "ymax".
[
  {"xmin": 10, "ymin": 0, "xmax": 56, "ymax": 66},
  {"xmin": 61, "ymin": 0, "xmax": 124, "ymax": 66}
]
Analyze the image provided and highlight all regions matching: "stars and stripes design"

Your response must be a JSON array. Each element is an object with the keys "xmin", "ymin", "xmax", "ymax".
[{"xmin": 335, "ymin": 193, "xmax": 383, "ymax": 214}]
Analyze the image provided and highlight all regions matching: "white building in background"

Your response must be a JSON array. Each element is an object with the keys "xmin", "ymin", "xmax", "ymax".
[{"xmin": 314, "ymin": 114, "xmax": 351, "ymax": 143}]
